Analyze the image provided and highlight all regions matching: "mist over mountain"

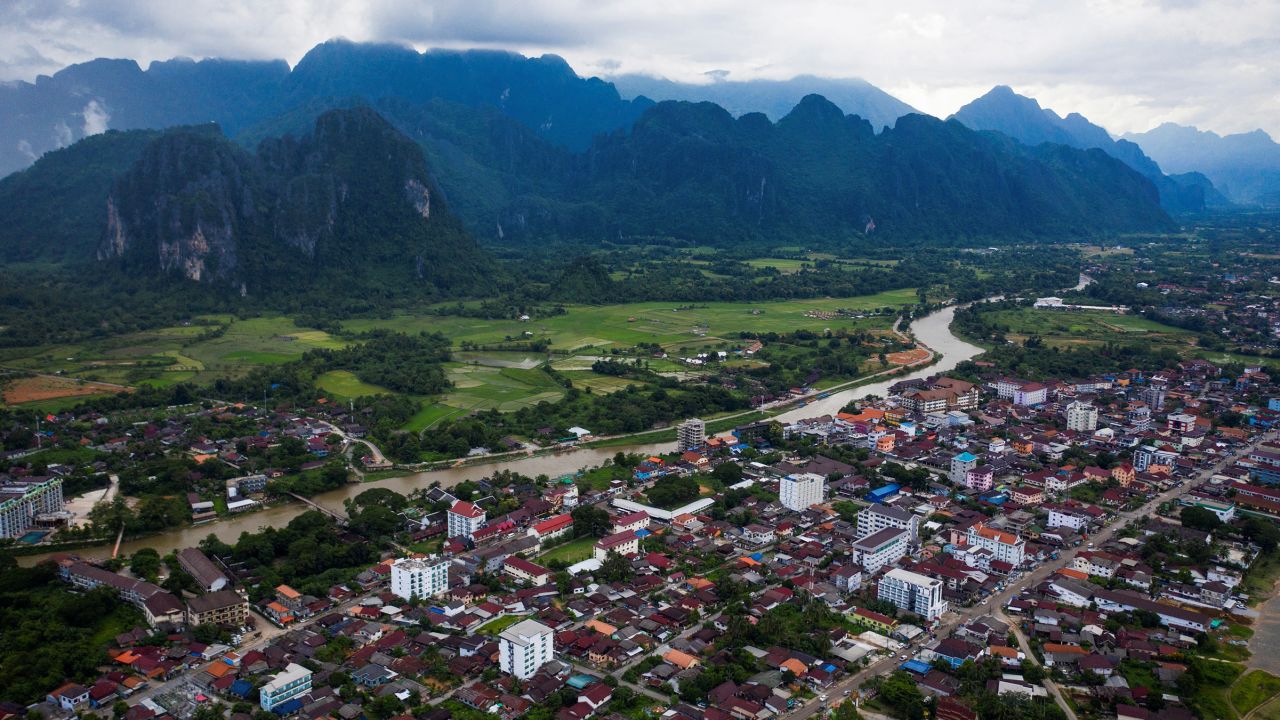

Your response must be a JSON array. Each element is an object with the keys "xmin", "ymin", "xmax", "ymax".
[
  {"xmin": 951, "ymin": 86, "xmax": 1229, "ymax": 212},
  {"xmin": 0, "ymin": 39, "xmax": 652, "ymax": 179},
  {"xmin": 1124, "ymin": 123, "xmax": 1280, "ymax": 206},
  {"xmin": 609, "ymin": 73, "xmax": 918, "ymax": 131}
]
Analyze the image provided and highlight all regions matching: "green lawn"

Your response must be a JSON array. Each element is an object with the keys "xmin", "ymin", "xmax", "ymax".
[
  {"xmin": 476, "ymin": 614, "xmax": 527, "ymax": 636},
  {"xmin": 316, "ymin": 370, "xmax": 392, "ymax": 400},
  {"xmin": 1232, "ymin": 670, "xmax": 1280, "ymax": 715},
  {"xmin": 538, "ymin": 536, "xmax": 597, "ymax": 565}
]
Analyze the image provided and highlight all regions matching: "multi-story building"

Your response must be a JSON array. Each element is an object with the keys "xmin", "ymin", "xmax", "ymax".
[
  {"xmin": 965, "ymin": 466, "xmax": 994, "ymax": 493},
  {"xmin": 58, "ymin": 559, "xmax": 185, "ymax": 627},
  {"xmin": 676, "ymin": 418, "xmax": 706, "ymax": 452},
  {"xmin": 856, "ymin": 504, "xmax": 920, "ymax": 541},
  {"xmin": 498, "ymin": 619, "xmax": 555, "ymax": 679},
  {"xmin": 1013, "ymin": 382, "xmax": 1048, "ymax": 406},
  {"xmin": 528, "ymin": 513, "xmax": 575, "ymax": 543},
  {"xmin": 878, "ymin": 567, "xmax": 948, "ymax": 620},
  {"xmin": 852, "ymin": 527, "xmax": 908, "ymax": 574},
  {"xmin": 1066, "ymin": 401, "xmax": 1098, "ymax": 432},
  {"xmin": 186, "ymin": 590, "xmax": 249, "ymax": 628},
  {"xmin": 447, "ymin": 500, "xmax": 486, "ymax": 539},
  {"xmin": 611, "ymin": 511, "xmax": 650, "ymax": 535},
  {"xmin": 780, "ymin": 472, "xmax": 824, "ymax": 511},
  {"xmin": 1142, "ymin": 385, "xmax": 1167, "ymax": 411},
  {"xmin": 176, "ymin": 547, "xmax": 229, "ymax": 592},
  {"xmin": 594, "ymin": 530, "xmax": 640, "ymax": 560},
  {"xmin": 0, "ymin": 478, "xmax": 64, "ymax": 538},
  {"xmin": 965, "ymin": 524, "xmax": 1026, "ymax": 567},
  {"xmin": 1167, "ymin": 413, "xmax": 1198, "ymax": 434},
  {"xmin": 390, "ymin": 556, "xmax": 450, "ymax": 600},
  {"xmin": 949, "ymin": 452, "xmax": 979, "ymax": 484},
  {"xmin": 1134, "ymin": 445, "xmax": 1179, "ymax": 472},
  {"xmin": 260, "ymin": 663, "xmax": 312, "ymax": 711},
  {"xmin": 899, "ymin": 377, "xmax": 980, "ymax": 413},
  {"xmin": 503, "ymin": 556, "xmax": 551, "ymax": 586}
]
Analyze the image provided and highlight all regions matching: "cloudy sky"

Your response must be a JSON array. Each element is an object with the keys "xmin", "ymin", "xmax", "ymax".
[{"xmin": 3, "ymin": 0, "xmax": 1279, "ymax": 137}]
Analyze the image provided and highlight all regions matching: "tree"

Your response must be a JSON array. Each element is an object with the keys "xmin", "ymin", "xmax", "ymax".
[
  {"xmin": 129, "ymin": 548, "xmax": 161, "ymax": 581},
  {"xmin": 572, "ymin": 505, "xmax": 611, "ymax": 538},
  {"xmin": 712, "ymin": 462, "xmax": 744, "ymax": 484},
  {"xmin": 597, "ymin": 552, "xmax": 634, "ymax": 583},
  {"xmin": 1180, "ymin": 506, "xmax": 1222, "ymax": 532},
  {"xmin": 879, "ymin": 672, "xmax": 926, "ymax": 720}
]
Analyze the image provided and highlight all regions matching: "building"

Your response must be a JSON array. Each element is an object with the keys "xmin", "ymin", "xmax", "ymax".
[
  {"xmin": 965, "ymin": 524, "xmax": 1026, "ymax": 567},
  {"xmin": 47, "ymin": 683, "xmax": 90, "ymax": 712},
  {"xmin": 504, "ymin": 556, "xmax": 551, "ymax": 586},
  {"xmin": 1013, "ymin": 383, "xmax": 1048, "ymax": 406},
  {"xmin": 611, "ymin": 510, "xmax": 650, "ymax": 534},
  {"xmin": 0, "ymin": 478, "xmax": 64, "ymax": 538},
  {"xmin": 1168, "ymin": 413, "xmax": 1198, "ymax": 434},
  {"xmin": 676, "ymin": 418, "xmax": 706, "ymax": 452},
  {"xmin": 1066, "ymin": 401, "xmax": 1098, "ymax": 432},
  {"xmin": 186, "ymin": 590, "xmax": 249, "ymax": 628},
  {"xmin": 1142, "ymin": 385, "xmax": 1168, "ymax": 411},
  {"xmin": 498, "ymin": 619, "xmax": 555, "ymax": 679},
  {"xmin": 260, "ymin": 663, "xmax": 312, "ymax": 711},
  {"xmin": 780, "ymin": 472, "xmax": 825, "ymax": 511},
  {"xmin": 878, "ymin": 568, "xmax": 948, "ymax": 621},
  {"xmin": 447, "ymin": 500, "xmax": 486, "ymax": 539},
  {"xmin": 59, "ymin": 559, "xmax": 185, "ymax": 627},
  {"xmin": 390, "ymin": 556, "xmax": 450, "ymax": 600},
  {"xmin": 950, "ymin": 452, "xmax": 979, "ymax": 484},
  {"xmin": 852, "ymin": 527, "xmax": 909, "ymax": 574},
  {"xmin": 899, "ymin": 377, "xmax": 980, "ymax": 413},
  {"xmin": 965, "ymin": 466, "xmax": 994, "ymax": 493},
  {"xmin": 594, "ymin": 530, "xmax": 640, "ymax": 560},
  {"xmin": 176, "ymin": 547, "xmax": 229, "ymax": 592},
  {"xmin": 857, "ymin": 504, "xmax": 920, "ymax": 541},
  {"xmin": 529, "ymin": 513, "xmax": 575, "ymax": 543}
]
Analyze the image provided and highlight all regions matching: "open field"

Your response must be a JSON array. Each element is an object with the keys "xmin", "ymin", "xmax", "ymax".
[
  {"xmin": 981, "ymin": 307, "xmax": 1201, "ymax": 353},
  {"xmin": 342, "ymin": 290, "xmax": 915, "ymax": 352},
  {"xmin": 0, "ymin": 316, "xmax": 347, "ymax": 388},
  {"xmin": 440, "ymin": 364, "xmax": 566, "ymax": 413},
  {"xmin": 1232, "ymin": 670, "xmax": 1280, "ymax": 716},
  {"xmin": 2, "ymin": 375, "xmax": 129, "ymax": 405},
  {"xmin": 476, "ymin": 614, "xmax": 525, "ymax": 636},
  {"xmin": 538, "ymin": 536, "xmax": 597, "ymax": 565},
  {"xmin": 316, "ymin": 370, "xmax": 392, "ymax": 401}
]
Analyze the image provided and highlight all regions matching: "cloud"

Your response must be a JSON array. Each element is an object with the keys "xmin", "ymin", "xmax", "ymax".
[
  {"xmin": 52, "ymin": 121, "xmax": 71, "ymax": 148},
  {"xmin": 81, "ymin": 99, "xmax": 110, "ymax": 136},
  {"xmin": 0, "ymin": 1, "xmax": 1276, "ymax": 137},
  {"xmin": 16, "ymin": 139, "xmax": 35, "ymax": 161}
]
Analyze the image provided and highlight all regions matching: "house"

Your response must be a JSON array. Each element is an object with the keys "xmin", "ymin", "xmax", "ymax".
[
  {"xmin": 594, "ymin": 530, "xmax": 640, "ymax": 561},
  {"xmin": 504, "ymin": 557, "xmax": 551, "ymax": 586},
  {"xmin": 47, "ymin": 683, "xmax": 90, "ymax": 711}
]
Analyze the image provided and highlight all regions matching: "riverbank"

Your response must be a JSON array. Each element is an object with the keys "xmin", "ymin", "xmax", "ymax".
[{"xmin": 11, "ymin": 294, "xmax": 988, "ymax": 566}]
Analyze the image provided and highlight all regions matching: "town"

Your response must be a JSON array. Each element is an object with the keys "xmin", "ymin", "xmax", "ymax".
[{"xmin": 9, "ymin": 351, "xmax": 1280, "ymax": 720}]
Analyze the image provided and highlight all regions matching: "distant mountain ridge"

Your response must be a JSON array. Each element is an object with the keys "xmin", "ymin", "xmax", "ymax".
[
  {"xmin": 951, "ymin": 86, "xmax": 1229, "ymax": 212},
  {"xmin": 1, "ymin": 106, "xmax": 492, "ymax": 295},
  {"xmin": 0, "ymin": 39, "xmax": 653, "ymax": 179},
  {"xmin": 609, "ymin": 73, "xmax": 918, "ymax": 131},
  {"xmin": 1123, "ymin": 123, "xmax": 1280, "ymax": 206}
]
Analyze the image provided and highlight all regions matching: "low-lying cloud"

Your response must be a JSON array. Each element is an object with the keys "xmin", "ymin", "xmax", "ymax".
[
  {"xmin": 0, "ymin": 0, "xmax": 1277, "ymax": 138},
  {"xmin": 82, "ymin": 99, "xmax": 110, "ymax": 136}
]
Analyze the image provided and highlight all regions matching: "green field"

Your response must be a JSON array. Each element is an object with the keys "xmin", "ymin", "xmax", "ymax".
[
  {"xmin": 476, "ymin": 614, "xmax": 527, "ymax": 636},
  {"xmin": 442, "ymin": 364, "xmax": 566, "ymax": 413},
  {"xmin": 316, "ymin": 370, "xmax": 392, "ymax": 400},
  {"xmin": 342, "ymin": 290, "xmax": 915, "ymax": 353},
  {"xmin": 538, "ymin": 536, "xmax": 597, "ymax": 565},
  {"xmin": 1232, "ymin": 670, "xmax": 1280, "ymax": 716},
  {"xmin": 980, "ymin": 307, "xmax": 1199, "ymax": 352}
]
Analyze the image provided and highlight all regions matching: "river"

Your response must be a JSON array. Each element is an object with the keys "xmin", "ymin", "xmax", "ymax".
[{"xmin": 21, "ymin": 277, "xmax": 1090, "ymax": 565}]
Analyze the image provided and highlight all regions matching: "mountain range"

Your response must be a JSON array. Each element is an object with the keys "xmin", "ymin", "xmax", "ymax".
[
  {"xmin": 950, "ymin": 86, "xmax": 1229, "ymax": 212},
  {"xmin": 608, "ymin": 73, "xmax": 918, "ymax": 131},
  {"xmin": 1123, "ymin": 123, "xmax": 1280, "ymax": 206},
  {"xmin": 0, "ymin": 40, "xmax": 1205, "ymax": 292}
]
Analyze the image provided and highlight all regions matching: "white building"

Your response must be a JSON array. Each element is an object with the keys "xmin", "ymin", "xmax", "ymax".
[
  {"xmin": 856, "ymin": 504, "xmax": 919, "ymax": 541},
  {"xmin": 966, "ymin": 524, "xmax": 1026, "ymax": 567},
  {"xmin": 676, "ymin": 418, "xmax": 706, "ymax": 452},
  {"xmin": 447, "ymin": 500, "xmax": 486, "ymax": 539},
  {"xmin": 1066, "ymin": 401, "xmax": 1098, "ymax": 432},
  {"xmin": 260, "ymin": 663, "xmax": 312, "ymax": 711},
  {"xmin": 780, "ymin": 472, "xmax": 825, "ymax": 512},
  {"xmin": 1047, "ymin": 508, "xmax": 1088, "ymax": 531},
  {"xmin": 949, "ymin": 452, "xmax": 979, "ymax": 484},
  {"xmin": 390, "ymin": 556, "xmax": 450, "ymax": 600},
  {"xmin": 0, "ymin": 478, "xmax": 64, "ymax": 538},
  {"xmin": 852, "ymin": 528, "xmax": 908, "ymax": 574},
  {"xmin": 499, "ymin": 619, "xmax": 555, "ymax": 679},
  {"xmin": 1013, "ymin": 383, "xmax": 1048, "ymax": 406},
  {"xmin": 878, "ymin": 568, "xmax": 948, "ymax": 621}
]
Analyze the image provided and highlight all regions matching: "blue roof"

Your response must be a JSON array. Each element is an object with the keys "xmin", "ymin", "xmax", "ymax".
[
  {"xmin": 568, "ymin": 674, "xmax": 597, "ymax": 689},
  {"xmin": 749, "ymin": 552, "xmax": 764, "ymax": 562},
  {"xmin": 230, "ymin": 680, "xmax": 253, "ymax": 697},
  {"xmin": 902, "ymin": 660, "xmax": 932, "ymax": 674},
  {"xmin": 273, "ymin": 699, "xmax": 303, "ymax": 715},
  {"xmin": 867, "ymin": 484, "xmax": 900, "ymax": 500},
  {"xmin": 955, "ymin": 452, "xmax": 978, "ymax": 462},
  {"xmin": 635, "ymin": 529, "xmax": 652, "ymax": 538}
]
